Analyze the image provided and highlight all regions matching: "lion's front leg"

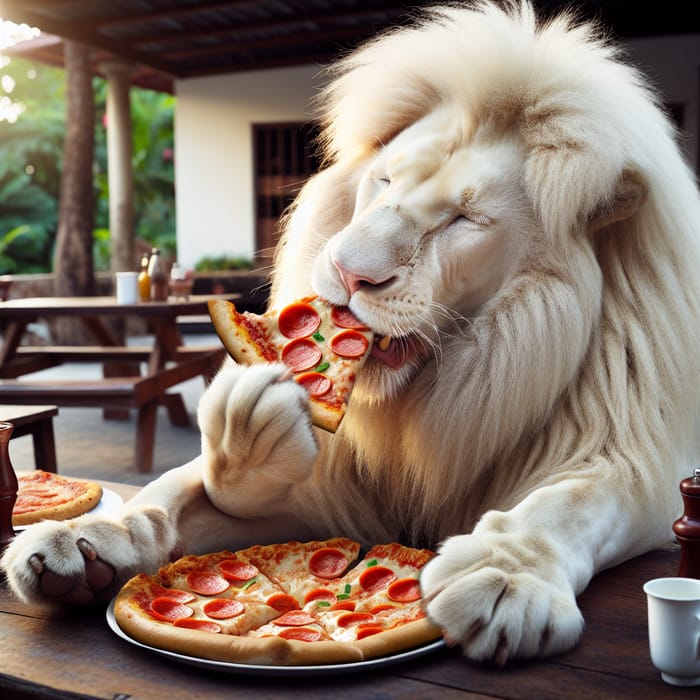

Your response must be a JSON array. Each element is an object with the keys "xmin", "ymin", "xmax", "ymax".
[
  {"xmin": 421, "ymin": 475, "xmax": 660, "ymax": 664},
  {"xmin": 1, "ymin": 460, "xmax": 204, "ymax": 605},
  {"xmin": 2, "ymin": 457, "xmax": 312, "ymax": 606},
  {"xmin": 197, "ymin": 361, "xmax": 319, "ymax": 518}
]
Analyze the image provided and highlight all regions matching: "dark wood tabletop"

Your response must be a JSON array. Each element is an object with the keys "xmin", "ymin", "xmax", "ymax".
[
  {"xmin": 0, "ymin": 294, "xmax": 227, "ymax": 318},
  {"xmin": 0, "ymin": 479, "xmax": 686, "ymax": 699}
]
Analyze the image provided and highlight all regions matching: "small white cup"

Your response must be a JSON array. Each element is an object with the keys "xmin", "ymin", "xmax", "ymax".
[
  {"xmin": 115, "ymin": 271, "xmax": 139, "ymax": 305},
  {"xmin": 644, "ymin": 577, "xmax": 700, "ymax": 686}
]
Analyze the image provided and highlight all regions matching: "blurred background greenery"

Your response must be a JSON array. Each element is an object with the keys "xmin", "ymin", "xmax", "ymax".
[{"xmin": 0, "ymin": 56, "xmax": 175, "ymax": 275}]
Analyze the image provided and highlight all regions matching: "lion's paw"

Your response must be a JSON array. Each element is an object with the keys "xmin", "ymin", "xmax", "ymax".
[
  {"xmin": 198, "ymin": 363, "xmax": 318, "ymax": 516},
  {"xmin": 421, "ymin": 533, "xmax": 584, "ymax": 665},
  {"xmin": 1, "ymin": 506, "xmax": 175, "ymax": 606}
]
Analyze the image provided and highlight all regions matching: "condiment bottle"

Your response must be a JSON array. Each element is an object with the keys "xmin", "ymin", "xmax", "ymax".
[
  {"xmin": 147, "ymin": 248, "xmax": 168, "ymax": 302},
  {"xmin": 137, "ymin": 254, "xmax": 151, "ymax": 302},
  {"xmin": 0, "ymin": 422, "xmax": 18, "ymax": 550},
  {"xmin": 673, "ymin": 468, "xmax": 700, "ymax": 578}
]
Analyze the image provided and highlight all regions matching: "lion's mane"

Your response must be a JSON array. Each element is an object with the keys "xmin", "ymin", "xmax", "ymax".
[{"xmin": 272, "ymin": 1, "xmax": 700, "ymax": 552}]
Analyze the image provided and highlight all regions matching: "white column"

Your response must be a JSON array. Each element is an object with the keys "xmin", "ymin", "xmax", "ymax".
[{"xmin": 100, "ymin": 60, "xmax": 135, "ymax": 273}]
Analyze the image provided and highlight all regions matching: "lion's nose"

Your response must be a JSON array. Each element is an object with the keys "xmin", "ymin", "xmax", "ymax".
[{"xmin": 332, "ymin": 258, "xmax": 385, "ymax": 295}]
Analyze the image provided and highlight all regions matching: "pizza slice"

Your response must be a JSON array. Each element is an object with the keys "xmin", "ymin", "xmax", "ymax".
[
  {"xmin": 238, "ymin": 537, "xmax": 361, "ymax": 608},
  {"xmin": 208, "ymin": 296, "xmax": 373, "ymax": 432},
  {"xmin": 310, "ymin": 544, "xmax": 439, "ymax": 653}
]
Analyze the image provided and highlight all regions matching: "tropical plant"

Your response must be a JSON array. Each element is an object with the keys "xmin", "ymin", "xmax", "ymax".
[{"xmin": 0, "ymin": 54, "xmax": 176, "ymax": 274}]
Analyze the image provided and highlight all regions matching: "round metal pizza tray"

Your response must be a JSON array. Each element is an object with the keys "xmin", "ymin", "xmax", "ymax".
[
  {"xmin": 106, "ymin": 600, "xmax": 445, "ymax": 676},
  {"xmin": 14, "ymin": 487, "xmax": 123, "ymax": 531}
]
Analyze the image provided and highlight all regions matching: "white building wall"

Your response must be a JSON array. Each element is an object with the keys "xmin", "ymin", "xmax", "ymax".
[
  {"xmin": 174, "ymin": 64, "xmax": 322, "ymax": 269},
  {"xmin": 174, "ymin": 36, "xmax": 699, "ymax": 268}
]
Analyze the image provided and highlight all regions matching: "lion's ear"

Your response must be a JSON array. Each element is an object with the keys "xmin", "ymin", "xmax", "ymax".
[{"xmin": 588, "ymin": 168, "xmax": 648, "ymax": 233}]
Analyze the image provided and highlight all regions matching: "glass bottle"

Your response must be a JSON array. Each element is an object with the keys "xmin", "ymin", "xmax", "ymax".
[
  {"xmin": 147, "ymin": 248, "xmax": 168, "ymax": 302},
  {"xmin": 0, "ymin": 422, "xmax": 18, "ymax": 550},
  {"xmin": 137, "ymin": 254, "xmax": 151, "ymax": 302}
]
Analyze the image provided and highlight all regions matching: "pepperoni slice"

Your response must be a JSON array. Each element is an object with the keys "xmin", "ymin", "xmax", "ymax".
[
  {"xmin": 336, "ymin": 612, "xmax": 376, "ymax": 628},
  {"xmin": 186, "ymin": 572, "xmax": 230, "ymax": 596},
  {"xmin": 281, "ymin": 338, "xmax": 323, "ymax": 372},
  {"xmin": 331, "ymin": 306, "xmax": 369, "ymax": 331},
  {"xmin": 173, "ymin": 618, "xmax": 222, "ymax": 633},
  {"xmin": 329, "ymin": 329, "xmax": 369, "ymax": 358},
  {"xmin": 219, "ymin": 559, "xmax": 258, "ymax": 582},
  {"xmin": 309, "ymin": 548, "xmax": 350, "ymax": 579},
  {"xmin": 387, "ymin": 578, "xmax": 422, "ymax": 603},
  {"xmin": 150, "ymin": 597, "xmax": 194, "ymax": 622},
  {"xmin": 273, "ymin": 610, "xmax": 316, "ymax": 627},
  {"xmin": 203, "ymin": 598, "xmax": 245, "ymax": 619},
  {"xmin": 150, "ymin": 585, "xmax": 196, "ymax": 604},
  {"xmin": 330, "ymin": 600, "xmax": 356, "ymax": 612},
  {"xmin": 304, "ymin": 588, "xmax": 337, "ymax": 606},
  {"xmin": 278, "ymin": 627, "xmax": 323, "ymax": 642},
  {"xmin": 356, "ymin": 625, "xmax": 384, "ymax": 640},
  {"xmin": 267, "ymin": 594, "xmax": 300, "ymax": 614},
  {"xmin": 279, "ymin": 302, "xmax": 321, "ymax": 339},
  {"xmin": 369, "ymin": 603, "xmax": 397, "ymax": 614},
  {"xmin": 358, "ymin": 566, "xmax": 397, "ymax": 594},
  {"xmin": 295, "ymin": 372, "xmax": 332, "ymax": 398}
]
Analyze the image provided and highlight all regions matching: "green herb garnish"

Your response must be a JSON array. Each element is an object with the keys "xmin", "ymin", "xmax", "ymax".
[
  {"xmin": 239, "ymin": 578, "xmax": 258, "ymax": 590},
  {"xmin": 366, "ymin": 559, "xmax": 378, "ymax": 567},
  {"xmin": 316, "ymin": 601, "xmax": 331, "ymax": 607},
  {"xmin": 336, "ymin": 594, "xmax": 350, "ymax": 601},
  {"xmin": 312, "ymin": 331, "xmax": 325, "ymax": 342},
  {"xmin": 314, "ymin": 361, "xmax": 330, "ymax": 373}
]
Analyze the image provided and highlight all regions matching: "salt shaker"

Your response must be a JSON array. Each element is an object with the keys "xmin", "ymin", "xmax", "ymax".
[
  {"xmin": 673, "ymin": 468, "xmax": 700, "ymax": 578},
  {"xmin": 0, "ymin": 422, "xmax": 18, "ymax": 550}
]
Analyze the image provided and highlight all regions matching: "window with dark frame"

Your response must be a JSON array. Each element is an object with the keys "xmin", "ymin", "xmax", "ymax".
[{"xmin": 253, "ymin": 122, "xmax": 322, "ymax": 261}]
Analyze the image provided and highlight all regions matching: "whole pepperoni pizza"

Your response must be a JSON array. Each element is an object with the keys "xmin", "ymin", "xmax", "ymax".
[
  {"xmin": 113, "ymin": 538, "xmax": 442, "ymax": 666},
  {"xmin": 208, "ymin": 296, "xmax": 374, "ymax": 432},
  {"xmin": 12, "ymin": 470, "xmax": 103, "ymax": 527}
]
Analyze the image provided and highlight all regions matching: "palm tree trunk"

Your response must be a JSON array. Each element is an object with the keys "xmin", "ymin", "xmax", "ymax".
[{"xmin": 53, "ymin": 40, "xmax": 95, "ymax": 343}]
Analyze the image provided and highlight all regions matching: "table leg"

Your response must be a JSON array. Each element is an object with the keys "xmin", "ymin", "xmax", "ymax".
[
  {"xmin": 160, "ymin": 393, "xmax": 191, "ymax": 427},
  {"xmin": 32, "ymin": 419, "xmax": 58, "ymax": 473},
  {"xmin": 135, "ymin": 401, "xmax": 157, "ymax": 473}
]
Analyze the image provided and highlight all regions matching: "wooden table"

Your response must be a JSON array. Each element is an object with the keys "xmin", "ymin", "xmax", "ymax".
[
  {"xmin": 0, "ymin": 481, "xmax": 688, "ymax": 699},
  {"xmin": 0, "ymin": 296, "xmax": 233, "ymax": 472},
  {"xmin": 0, "ymin": 404, "xmax": 58, "ymax": 472}
]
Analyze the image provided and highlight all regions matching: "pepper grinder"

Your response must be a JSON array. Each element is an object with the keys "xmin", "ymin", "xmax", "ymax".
[
  {"xmin": 673, "ymin": 468, "xmax": 700, "ymax": 579},
  {"xmin": 0, "ymin": 422, "xmax": 18, "ymax": 551}
]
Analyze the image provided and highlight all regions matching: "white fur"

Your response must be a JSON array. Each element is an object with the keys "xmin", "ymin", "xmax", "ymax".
[{"xmin": 3, "ymin": 1, "xmax": 699, "ymax": 664}]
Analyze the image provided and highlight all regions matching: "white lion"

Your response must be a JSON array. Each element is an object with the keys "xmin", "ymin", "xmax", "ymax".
[{"xmin": 4, "ymin": 0, "xmax": 700, "ymax": 664}]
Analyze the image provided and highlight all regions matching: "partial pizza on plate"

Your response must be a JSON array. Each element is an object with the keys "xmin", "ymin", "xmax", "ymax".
[
  {"xmin": 113, "ymin": 538, "xmax": 442, "ymax": 666},
  {"xmin": 208, "ymin": 296, "xmax": 373, "ymax": 432},
  {"xmin": 12, "ymin": 470, "xmax": 103, "ymax": 527}
]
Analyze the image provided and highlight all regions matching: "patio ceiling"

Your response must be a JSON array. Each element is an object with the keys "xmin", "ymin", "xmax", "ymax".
[{"xmin": 1, "ymin": 1, "xmax": 698, "ymax": 93}]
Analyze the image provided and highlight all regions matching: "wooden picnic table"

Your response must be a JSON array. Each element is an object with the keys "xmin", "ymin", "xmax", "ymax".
[
  {"xmin": 0, "ymin": 295, "xmax": 235, "ymax": 472},
  {"xmin": 0, "ymin": 480, "xmax": 687, "ymax": 699}
]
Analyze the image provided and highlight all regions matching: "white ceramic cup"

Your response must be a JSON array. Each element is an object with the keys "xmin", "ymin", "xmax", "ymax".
[
  {"xmin": 115, "ymin": 271, "xmax": 139, "ymax": 305},
  {"xmin": 644, "ymin": 577, "xmax": 700, "ymax": 686}
]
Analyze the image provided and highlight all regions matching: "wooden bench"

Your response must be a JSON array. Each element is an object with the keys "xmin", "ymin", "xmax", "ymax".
[
  {"xmin": 0, "ymin": 345, "xmax": 222, "ymax": 378},
  {"xmin": 0, "ymin": 348, "xmax": 226, "ymax": 473},
  {"xmin": 0, "ymin": 404, "xmax": 58, "ymax": 472}
]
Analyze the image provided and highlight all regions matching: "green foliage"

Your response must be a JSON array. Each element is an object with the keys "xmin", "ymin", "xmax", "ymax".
[
  {"xmin": 194, "ymin": 255, "xmax": 255, "ymax": 271},
  {"xmin": 0, "ymin": 55, "xmax": 175, "ymax": 274}
]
